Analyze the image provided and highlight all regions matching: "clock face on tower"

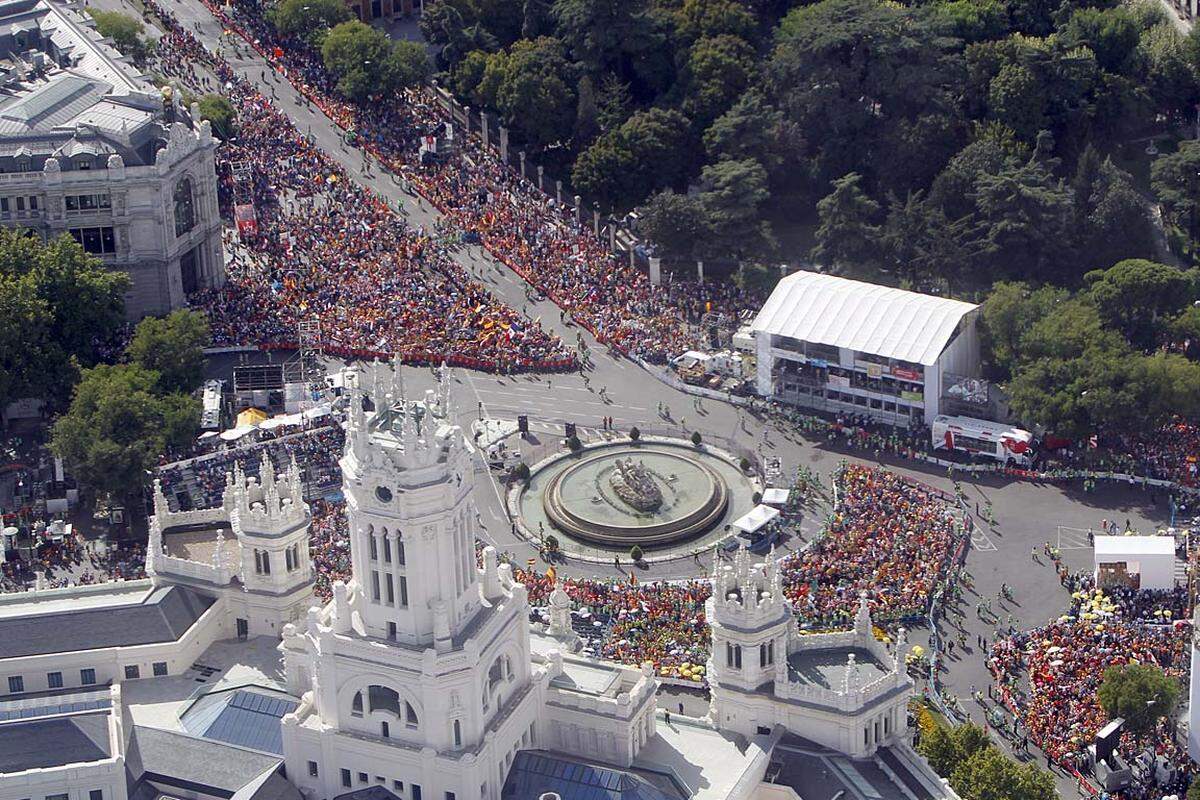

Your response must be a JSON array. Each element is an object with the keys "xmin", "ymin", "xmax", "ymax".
[{"xmin": 375, "ymin": 485, "xmax": 393, "ymax": 503}]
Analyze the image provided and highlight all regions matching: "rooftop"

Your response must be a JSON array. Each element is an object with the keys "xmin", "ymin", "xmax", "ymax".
[
  {"xmin": 503, "ymin": 750, "xmax": 685, "ymax": 800},
  {"xmin": 180, "ymin": 686, "xmax": 299, "ymax": 755},
  {"xmin": 787, "ymin": 646, "xmax": 888, "ymax": 690},
  {"xmin": 126, "ymin": 725, "xmax": 283, "ymax": 795},
  {"xmin": 0, "ymin": 0, "xmax": 168, "ymax": 164},
  {"xmin": 1094, "ymin": 535, "xmax": 1177, "ymax": 557},
  {"xmin": 770, "ymin": 735, "xmax": 938, "ymax": 800},
  {"xmin": 0, "ymin": 710, "xmax": 112, "ymax": 772},
  {"xmin": 634, "ymin": 719, "xmax": 763, "ymax": 800},
  {"xmin": 0, "ymin": 584, "xmax": 215, "ymax": 659},
  {"xmin": 752, "ymin": 271, "xmax": 978, "ymax": 366}
]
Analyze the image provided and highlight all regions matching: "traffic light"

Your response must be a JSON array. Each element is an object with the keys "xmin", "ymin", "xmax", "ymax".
[
  {"xmin": 518, "ymin": 415, "xmax": 528, "ymax": 434},
  {"xmin": 565, "ymin": 422, "xmax": 577, "ymax": 439}
]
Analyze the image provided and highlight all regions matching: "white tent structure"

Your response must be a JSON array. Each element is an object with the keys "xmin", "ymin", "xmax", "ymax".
[
  {"xmin": 1094, "ymin": 535, "xmax": 1178, "ymax": 591},
  {"xmin": 761, "ymin": 488, "xmax": 791, "ymax": 506},
  {"xmin": 751, "ymin": 271, "xmax": 982, "ymax": 423},
  {"xmin": 732, "ymin": 505, "xmax": 780, "ymax": 534}
]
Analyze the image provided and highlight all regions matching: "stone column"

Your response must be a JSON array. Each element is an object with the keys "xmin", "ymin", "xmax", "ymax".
[
  {"xmin": 608, "ymin": 221, "xmax": 616, "ymax": 252},
  {"xmin": 593, "ymin": 204, "xmax": 600, "ymax": 237},
  {"xmin": 537, "ymin": 164, "xmax": 544, "ymax": 192},
  {"xmin": 499, "ymin": 126, "xmax": 509, "ymax": 162},
  {"xmin": 480, "ymin": 112, "xmax": 489, "ymax": 150},
  {"xmin": 556, "ymin": 179, "xmax": 562, "ymax": 205},
  {"xmin": 697, "ymin": 260, "xmax": 705, "ymax": 284},
  {"xmin": 574, "ymin": 195, "xmax": 582, "ymax": 225},
  {"xmin": 462, "ymin": 105, "xmax": 471, "ymax": 136},
  {"xmin": 519, "ymin": 151, "xmax": 526, "ymax": 180}
]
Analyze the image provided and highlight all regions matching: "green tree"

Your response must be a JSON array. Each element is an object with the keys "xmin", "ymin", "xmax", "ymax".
[
  {"xmin": 450, "ymin": 49, "xmax": 491, "ymax": 103},
  {"xmin": 1097, "ymin": 663, "xmax": 1181, "ymax": 737},
  {"xmin": 950, "ymin": 745, "xmax": 1056, "ymax": 800},
  {"xmin": 970, "ymin": 160, "xmax": 1075, "ymax": 281},
  {"xmin": 0, "ymin": 274, "xmax": 65, "ymax": 401},
  {"xmin": 920, "ymin": 723, "xmax": 993, "ymax": 778},
  {"xmin": 125, "ymin": 309, "xmax": 211, "ymax": 395},
  {"xmin": 595, "ymin": 74, "xmax": 632, "ymax": 132},
  {"xmin": 680, "ymin": 34, "xmax": 756, "ymax": 127},
  {"xmin": 1151, "ymin": 140, "xmax": 1200, "ymax": 259},
  {"xmin": 1085, "ymin": 259, "xmax": 1196, "ymax": 349},
  {"xmin": 572, "ymin": 108, "xmax": 694, "ymax": 210},
  {"xmin": 698, "ymin": 158, "xmax": 773, "ymax": 259},
  {"xmin": 87, "ymin": 10, "xmax": 149, "ymax": 63},
  {"xmin": 51, "ymin": 364, "xmax": 199, "ymax": 503},
  {"xmin": 977, "ymin": 281, "xmax": 1069, "ymax": 380},
  {"xmin": 322, "ymin": 21, "xmax": 420, "ymax": 102},
  {"xmin": 813, "ymin": 173, "xmax": 881, "ymax": 274},
  {"xmin": 478, "ymin": 37, "xmax": 576, "ymax": 151},
  {"xmin": 389, "ymin": 40, "xmax": 432, "ymax": 89},
  {"xmin": 1058, "ymin": 6, "xmax": 1140, "ymax": 75},
  {"xmin": 639, "ymin": 190, "xmax": 708, "ymax": 261},
  {"xmin": 268, "ymin": 0, "xmax": 351, "ymax": 47},
  {"xmin": 769, "ymin": 0, "xmax": 961, "ymax": 190},
  {"xmin": 987, "ymin": 62, "xmax": 1047, "ymax": 141},
  {"xmin": 675, "ymin": 0, "xmax": 757, "ymax": 45},
  {"xmin": 196, "ymin": 94, "xmax": 236, "ymax": 140},
  {"xmin": 551, "ymin": 0, "xmax": 656, "ymax": 79},
  {"xmin": 703, "ymin": 90, "xmax": 797, "ymax": 174},
  {"xmin": 0, "ymin": 230, "xmax": 128, "ymax": 370},
  {"xmin": 1072, "ymin": 153, "xmax": 1154, "ymax": 270}
]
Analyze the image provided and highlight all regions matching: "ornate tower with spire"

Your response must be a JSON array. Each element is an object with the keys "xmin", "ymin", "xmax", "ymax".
[{"xmin": 280, "ymin": 364, "xmax": 546, "ymax": 800}]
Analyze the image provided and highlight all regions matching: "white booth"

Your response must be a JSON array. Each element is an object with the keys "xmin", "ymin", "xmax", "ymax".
[{"xmin": 1094, "ymin": 535, "xmax": 1177, "ymax": 591}]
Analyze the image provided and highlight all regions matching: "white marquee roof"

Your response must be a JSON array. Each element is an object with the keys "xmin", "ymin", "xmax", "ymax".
[{"xmin": 751, "ymin": 271, "xmax": 978, "ymax": 366}]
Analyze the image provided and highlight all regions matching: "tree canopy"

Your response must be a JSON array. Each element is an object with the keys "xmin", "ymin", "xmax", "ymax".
[
  {"xmin": 1097, "ymin": 663, "xmax": 1181, "ymax": 737},
  {"xmin": 268, "ymin": 0, "xmax": 352, "ymax": 47},
  {"xmin": 87, "ymin": 9, "xmax": 150, "ymax": 64},
  {"xmin": 51, "ymin": 364, "xmax": 199, "ymax": 503},
  {"xmin": 125, "ymin": 309, "xmax": 212, "ymax": 395},
  {"xmin": 0, "ymin": 231, "xmax": 127, "ymax": 402},
  {"xmin": 919, "ymin": 722, "xmax": 1055, "ymax": 800},
  {"xmin": 321, "ymin": 21, "xmax": 430, "ymax": 102}
]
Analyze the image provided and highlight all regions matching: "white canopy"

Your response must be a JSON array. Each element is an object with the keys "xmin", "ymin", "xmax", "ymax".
[
  {"xmin": 751, "ymin": 270, "xmax": 978, "ymax": 366},
  {"xmin": 302, "ymin": 404, "xmax": 332, "ymax": 420},
  {"xmin": 732, "ymin": 504, "xmax": 781, "ymax": 534},
  {"xmin": 219, "ymin": 424, "xmax": 257, "ymax": 441},
  {"xmin": 762, "ymin": 488, "xmax": 791, "ymax": 506}
]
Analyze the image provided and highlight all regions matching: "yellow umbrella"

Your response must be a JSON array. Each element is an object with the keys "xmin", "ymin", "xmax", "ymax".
[
  {"xmin": 236, "ymin": 407, "xmax": 269, "ymax": 427},
  {"xmin": 911, "ymin": 645, "xmax": 925, "ymax": 658}
]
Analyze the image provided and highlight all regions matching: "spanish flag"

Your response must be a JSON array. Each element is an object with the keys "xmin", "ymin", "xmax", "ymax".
[
  {"xmin": 629, "ymin": 572, "xmax": 637, "ymax": 586},
  {"xmin": 545, "ymin": 565, "xmax": 556, "ymax": 583}
]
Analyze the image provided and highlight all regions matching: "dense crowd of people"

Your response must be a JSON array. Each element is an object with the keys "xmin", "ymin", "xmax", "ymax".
[
  {"xmin": 152, "ymin": 8, "xmax": 574, "ymax": 373},
  {"xmin": 157, "ymin": 424, "xmax": 344, "ymax": 510},
  {"xmin": 151, "ymin": 0, "xmax": 758, "ymax": 366},
  {"xmin": 780, "ymin": 465, "xmax": 965, "ymax": 627},
  {"xmin": 0, "ymin": 535, "xmax": 145, "ymax": 592},
  {"xmin": 989, "ymin": 616, "xmax": 1191, "ymax": 789}
]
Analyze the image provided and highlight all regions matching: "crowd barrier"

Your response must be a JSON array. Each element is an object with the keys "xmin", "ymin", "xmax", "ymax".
[{"xmin": 254, "ymin": 341, "xmax": 576, "ymax": 374}]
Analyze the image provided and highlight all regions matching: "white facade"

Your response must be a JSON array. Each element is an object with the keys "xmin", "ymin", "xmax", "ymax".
[
  {"xmin": 0, "ymin": 0, "xmax": 224, "ymax": 318},
  {"xmin": 707, "ymin": 549, "xmax": 912, "ymax": 759},
  {"xmin": 279, "ymin": 367, "xmax": 658, "ymax": 800}
]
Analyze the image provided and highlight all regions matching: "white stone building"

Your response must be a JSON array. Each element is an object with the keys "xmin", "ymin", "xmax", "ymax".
[
  {"xmin": 0, "ymin": 364, "xmax": 955, "ymax": 800},
  {"xmin": 707, "ymin": 549, "xmax": 912, "ymax": 759},
  {"xmin": 0, "ymin": 0, "xmax": 223, "ymax": 318}
]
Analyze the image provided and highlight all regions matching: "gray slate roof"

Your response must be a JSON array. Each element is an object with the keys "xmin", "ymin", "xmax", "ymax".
[
  {"xmin": 0, "ymin": 584, "xmax": 216, "ymax": 659},
  {"xmin": 0, "ymin": 711, "xmax": 111, "ymax": 772},
  {"xmin": 127, "ymin": 726, "xmax": 283, "ymax": 795}
]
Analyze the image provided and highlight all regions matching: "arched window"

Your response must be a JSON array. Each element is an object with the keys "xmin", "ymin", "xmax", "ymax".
[
  {"xmin": 351, "ymin": 691, "xmax": 363, "ymax": 717},
  {"xmin": 405, "ymin": 702, "xmax": 418, "ymax": 727},
  {"xmin": 173, "ymin": 177, "xmax": 196, "ymax": 236},
  {"xmin": 368, "ymin": 685, "xmax": 401, "ymax": 716},
  {"xmin": 453, "ymin": 719, "xmax": 462, "ymax": 748}
]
